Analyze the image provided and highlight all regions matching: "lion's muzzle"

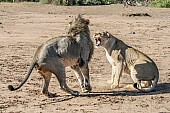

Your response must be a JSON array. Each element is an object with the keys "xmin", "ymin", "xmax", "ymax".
[{"xmin": 93, "ymin": 35, "xmax": 101, "ymax": 47}]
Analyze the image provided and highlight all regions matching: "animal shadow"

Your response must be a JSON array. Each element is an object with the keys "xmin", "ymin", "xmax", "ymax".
[
  {"xmin": 39, "ymin": 83, "xmax": 170, "ymax": 104},
  {"xmin": 80, "ymin": 83, "xmax": 170, "ymax": 97}
]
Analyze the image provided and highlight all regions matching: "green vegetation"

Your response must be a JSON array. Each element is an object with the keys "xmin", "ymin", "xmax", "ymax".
[
  {"xmin": 151, "ymin": 0, "xmax": 170, "ymax": 8},
  {"xmin": 39, "ymin": 0, "xmax": 48, "ymax": 4},
  {"xmin": 0, "ymin": 0, "xmax": 115, "ymax": 5},
  {"xmin": 84, "ymin": 0, "xmax": 113, "ymax": 5},
  {"xmin": 0, "ymin": 0, "xmax": 13, "ymax": 2},
  {"xmin": 0, "ymin": 0, "xmax": 170, "ymax": 8},
  {"xmin": 39, "ymin": 0, "xmax": 114, "ymax": 5}
]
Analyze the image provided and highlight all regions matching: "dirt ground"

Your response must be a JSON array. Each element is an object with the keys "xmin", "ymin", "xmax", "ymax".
[{"xmin": 0, "ymin": 3, "xmax": 170, "ymax": 113}]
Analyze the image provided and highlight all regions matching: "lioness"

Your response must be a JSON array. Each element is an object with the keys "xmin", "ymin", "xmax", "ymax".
[
  {"xmin": 93, "ymin": 31, "xmax": 159, "ymax": 92},
  {"xmin": 8, "ymin": 14, "xmax": 94, "ymax": 97}
]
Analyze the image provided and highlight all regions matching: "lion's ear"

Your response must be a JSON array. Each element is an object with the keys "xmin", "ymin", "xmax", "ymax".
[
  {"xmin": 78, "ymin": 14, "xmax": 82, "ymax": 18},
  {"xmin": 86, "ymin": 19, "xmax": 90, "ymax": 25},
  {"xmin": 77, "ymin": 14, "xmax": 82, "ymax": 20}
]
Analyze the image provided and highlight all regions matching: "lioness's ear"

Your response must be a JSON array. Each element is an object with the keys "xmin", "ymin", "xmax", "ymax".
[
  {"xmin": 69, "ymin": 22, "xmax": 72, "ymax": 27},
  {"xmin": 106, "ymin": 31, "xmax": 110, "ymax": 37},
  {"xmin": 86, "ymin": 19, "xmax": 90, "ymax": 25},
  {"xmin": 107, "ymin": 32, "xmax": 111, "ymax": 37}
]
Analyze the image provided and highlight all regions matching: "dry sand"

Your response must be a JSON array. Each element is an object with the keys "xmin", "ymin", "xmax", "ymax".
[{"xmin": 0, "ymin": 3, "xmax": 170, "ymax": 113}]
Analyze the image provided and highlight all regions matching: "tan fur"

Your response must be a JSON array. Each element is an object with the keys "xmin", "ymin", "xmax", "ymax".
[
  {"xmin": 93, "ymin": 31, "xmax": 159, "ymax": 92},
  {"xmin": 8, "ymin": 14, "xmax": 94, "ymax": 97}
]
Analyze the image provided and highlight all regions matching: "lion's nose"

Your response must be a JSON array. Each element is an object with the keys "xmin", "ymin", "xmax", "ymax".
[{"xmin": 93, "ymin": 34, "xmax": 96, "ymax": 39}]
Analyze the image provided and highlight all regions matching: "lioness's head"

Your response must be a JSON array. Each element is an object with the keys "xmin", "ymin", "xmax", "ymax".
[
  {"xmin": 68, "ymin": 14, "xmax": 90, "ymax": 37},
  {"xmin": 93, "ymin": 31, "xmax": 112, "ymax": 47}
]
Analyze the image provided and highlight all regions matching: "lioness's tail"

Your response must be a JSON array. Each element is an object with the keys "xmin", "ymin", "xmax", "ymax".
[
  {"xmin": 8, "ymin": 60, "xmax": 37, "ymax": 91},
  {"xmin": 133, "ymin": 74, "xmax": 159, "ymax": 92}
]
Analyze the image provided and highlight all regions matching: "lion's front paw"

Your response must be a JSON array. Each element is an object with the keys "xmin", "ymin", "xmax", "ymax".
[
  {"xmin": 82, "ymin": 85, "xmax": 92, "ymax": 93},
  {"xmin": 43, "ymin": 92, "xmax": 57, "ymax": 98},
  {"xmin": 111, "ymin": 83, "xmax": 119, "ymax": 89},
  {"xmin": 48, "ymin": 93, "xmax": 57, "ymax": 98},
  {"xmin": 71, "ymin": 90, "xmax": 80, "ymax": 96}
]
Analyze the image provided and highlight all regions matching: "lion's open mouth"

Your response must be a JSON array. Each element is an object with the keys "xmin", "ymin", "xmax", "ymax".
[{"xmin": 93, "ymin": 36, "xmax": 101, "ymax": 46}]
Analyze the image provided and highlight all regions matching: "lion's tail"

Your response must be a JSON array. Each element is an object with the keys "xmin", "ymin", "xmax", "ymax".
[
  {"xmin": 8, "ymin": 60, "xmax": 37, "ymax": 91},
  {"xmin": 133, "ymin": 73, "xmax": 159, "ymax": 93}
]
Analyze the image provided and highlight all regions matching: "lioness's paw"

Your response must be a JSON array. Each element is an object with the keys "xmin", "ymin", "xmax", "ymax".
[
  {"xmin": 124, "ymin": 84, "xmax": 135, "ymax": 89},
  {"xmin": 111, "ymin": 84, "xmax": 119, "ymax": 89}
]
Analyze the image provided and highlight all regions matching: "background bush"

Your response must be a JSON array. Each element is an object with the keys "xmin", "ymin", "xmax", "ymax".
[
  {"xmin": 0, "ymin": 0, "xmax": 170, "ymax": 8},
  {"xmin": 151, "ymin": 0, "xmax": 170, "ymax": 8},
  {"xmin": 0, "ymin": 0, "xmax": 13, "ymax": 2},
  {"xmin": 39, "ymin": 0, "xmax": 114, "ymax": 5}
]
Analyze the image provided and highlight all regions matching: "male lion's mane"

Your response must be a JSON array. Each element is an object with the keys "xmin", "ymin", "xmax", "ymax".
[{"xmin": 68, "ymin": 14, "xmax": 94, "ymax": 62}]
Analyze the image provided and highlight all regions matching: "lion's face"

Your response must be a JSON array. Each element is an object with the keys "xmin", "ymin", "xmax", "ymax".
[
  {"xmin": 93, "ymin": 31, "xmax": 111, "ymax": 47},
  {"xmin": 68, "ymin": 14, "xmax": 90, "ymax": 37}
]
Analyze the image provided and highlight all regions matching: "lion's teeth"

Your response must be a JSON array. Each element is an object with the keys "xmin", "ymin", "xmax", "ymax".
[{"xmin": 97, "ymin": 41, "xmax": 100, "ymax": 45}]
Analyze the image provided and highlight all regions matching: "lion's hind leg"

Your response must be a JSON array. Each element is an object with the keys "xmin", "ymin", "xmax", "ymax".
[
  {"xmin": 124, "ymin": 81, "xmax": 152, "ymax": 90},
  {"xmin": 38, "ymin": 70, "xmax": 56, "ymax": 98},
  {"xmin": 52, "ymin": 67, "xmax": 79, "ymax": 96}
]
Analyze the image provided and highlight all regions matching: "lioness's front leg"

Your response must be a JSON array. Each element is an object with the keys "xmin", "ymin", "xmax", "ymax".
[
  {"xmin": 111, "ymin": 61, "xmax": 123, "ymax": 89},
  {"xmin": 80, "ymin": 63, "xmax": 92, "ymax": 92},
  {"xmin": 107, "ymin": 66, "xmax": 116, "ymax": 84}
]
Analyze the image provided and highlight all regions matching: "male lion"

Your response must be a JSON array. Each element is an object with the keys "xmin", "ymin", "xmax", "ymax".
[
  {"xmin": 93, "ymin": 31, "xmax": 159, "ymax": 92},
  {"xmin": 8, "ymin": 14, "xmax": 94, "ymax": 98}
]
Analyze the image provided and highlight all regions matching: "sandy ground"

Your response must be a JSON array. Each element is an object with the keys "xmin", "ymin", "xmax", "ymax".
[{"xmin": 0, "ymin": 3, "xmax": 170, "ymax": 113}]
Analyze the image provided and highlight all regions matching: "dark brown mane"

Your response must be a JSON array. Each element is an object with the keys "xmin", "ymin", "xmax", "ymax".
[
  {"xmin": 67, "ymin": 14, "xmax": 90, "ymax": 38},
  {"xmin": 67, "ymin": 14, "xmax": 94, "ymax": 62}
]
